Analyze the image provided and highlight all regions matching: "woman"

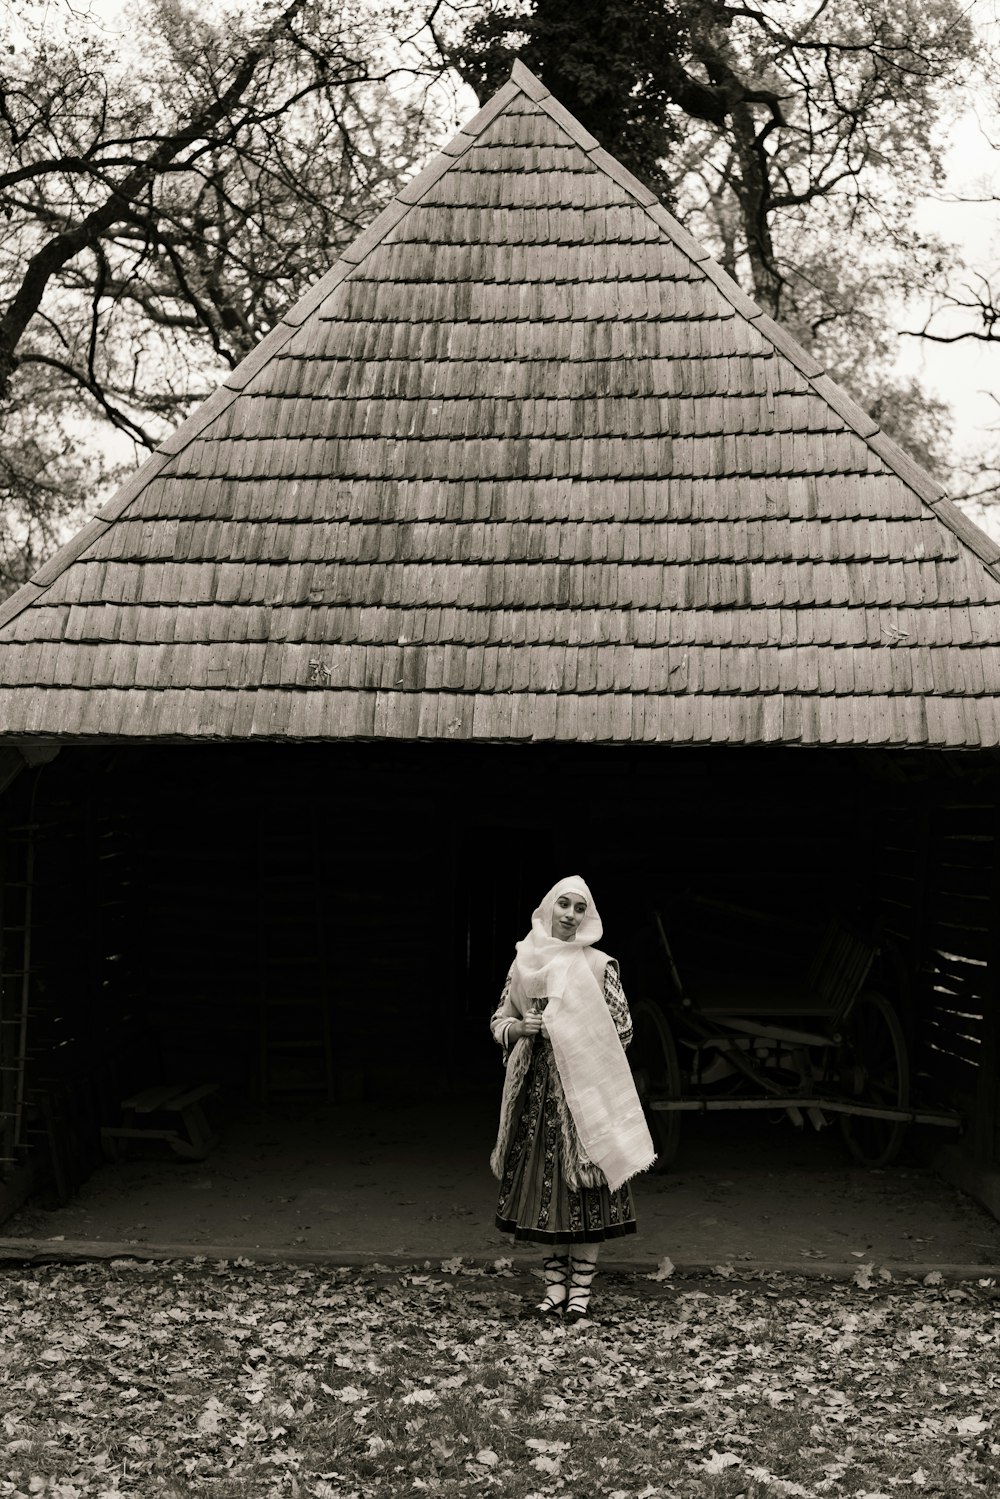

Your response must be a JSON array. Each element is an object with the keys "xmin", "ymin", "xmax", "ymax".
[{"xmin": 489, "ymin": 876, "xmax": 655, "ymax": 1321}]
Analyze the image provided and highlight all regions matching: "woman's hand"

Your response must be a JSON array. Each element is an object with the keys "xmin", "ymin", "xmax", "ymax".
[{"xmin": 518, "ymin": 1010, "xmax": 545, "ymax": 1041}]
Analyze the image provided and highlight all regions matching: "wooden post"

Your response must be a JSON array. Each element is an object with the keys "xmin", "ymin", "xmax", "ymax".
[{"xmin": 972, "ymin": 798, "xmax": 1000, "ymax": 1163}]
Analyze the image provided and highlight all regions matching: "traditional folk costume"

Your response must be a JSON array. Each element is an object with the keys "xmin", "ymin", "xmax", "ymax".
[{"xmin": 490, "ymin": 877, "xmax": 655, "ymax": 1319}]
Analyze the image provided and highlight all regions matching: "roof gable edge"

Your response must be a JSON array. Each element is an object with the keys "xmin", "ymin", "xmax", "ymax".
[
  {"xmin": 521, "ymin": 72, "xmax": 1000, "ymax": 581},
  {"xmin": 0, "ymin": 447, "xmax": 176, "ymax": 632},
  {"xmin": 930, "ymin": 496, "xmax": 1000, "ymax": 568},
  {"xmin": 866, "ymin": 429, "xmax": 945, "ymax": 504},
  {"xmin": 0, "ymin": 73, "xmax": 531, "ymax": 637},
  {"xmin": 0, "ymin": 582, "xmax": 46, "ymax": 633}
]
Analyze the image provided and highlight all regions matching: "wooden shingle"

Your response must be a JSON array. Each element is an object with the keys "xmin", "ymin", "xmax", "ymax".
[{"xmin": 1, "ymin": 62, "xmax": 999, "ymax": 746}]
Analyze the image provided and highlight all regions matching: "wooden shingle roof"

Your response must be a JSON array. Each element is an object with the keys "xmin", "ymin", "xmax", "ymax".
[{"xmin": 3, "ymin": 60, "xmax": 1000, "ymax": 747}]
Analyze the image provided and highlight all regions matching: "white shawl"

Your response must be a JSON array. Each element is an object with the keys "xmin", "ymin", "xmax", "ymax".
[{"xmin": 496, "ymin": 876, "xmax": 655, "ymax": 1193}]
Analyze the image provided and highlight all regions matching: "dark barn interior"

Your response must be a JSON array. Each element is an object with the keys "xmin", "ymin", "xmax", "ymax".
[{"xmin": 1, "ymin": 740, "xmax": 996, "ymax": 1221}]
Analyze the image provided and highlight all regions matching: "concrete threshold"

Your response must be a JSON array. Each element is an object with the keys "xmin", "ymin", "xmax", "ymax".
[{"xmin": 0, "ymin": 1235, "xmax": 997, "ymax": 1283}]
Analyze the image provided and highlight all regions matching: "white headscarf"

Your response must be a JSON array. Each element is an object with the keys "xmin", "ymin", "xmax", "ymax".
[
  {"xmin": 513, "ymin": 875, "xmax": 603, "ymax": 1005},
  {"xmin": 510, "ymin": 876, "xmax": 655, "ymax": 1192}
]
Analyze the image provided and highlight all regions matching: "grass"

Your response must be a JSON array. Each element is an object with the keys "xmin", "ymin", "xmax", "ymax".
[{"xmin": 0, "ymin": 1260, "xmax": 998, "ymax": 1497}]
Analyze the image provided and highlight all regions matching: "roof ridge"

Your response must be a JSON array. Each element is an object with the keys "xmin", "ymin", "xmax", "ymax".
[{"xmin": 0, "ymin": 72, "xmax": 540, "ymax": 634}]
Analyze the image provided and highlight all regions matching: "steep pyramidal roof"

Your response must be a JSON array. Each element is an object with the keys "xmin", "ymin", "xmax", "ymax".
[{"xmin": 2, "ymin": 59, "xmax": 1000, "ymax": 747}]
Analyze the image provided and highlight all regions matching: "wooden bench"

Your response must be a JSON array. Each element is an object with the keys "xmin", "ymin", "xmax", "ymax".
[{"xmin": 101, "ymin": 1083, "xmax": 219, "ymax": 1161}]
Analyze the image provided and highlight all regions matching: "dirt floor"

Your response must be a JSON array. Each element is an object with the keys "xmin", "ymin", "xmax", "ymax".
[{"xmin": 4, "ymin": 1093, "xmax": 1000, "ymax": 1270}]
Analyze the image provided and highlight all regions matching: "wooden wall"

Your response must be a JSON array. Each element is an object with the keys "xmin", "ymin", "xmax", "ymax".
[
  {"xmin": 875, "ymin": 772, "xmax": 1000, "ymax": 1158},
  {"xmin": 0, "ymin": 753, "xmax": 148, "ymax": 1206}
]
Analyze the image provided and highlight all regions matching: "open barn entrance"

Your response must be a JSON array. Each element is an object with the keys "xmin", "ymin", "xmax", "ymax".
[{"xmin": 0, "ymin": 741, "xmax": 996, "ymax": 1249}]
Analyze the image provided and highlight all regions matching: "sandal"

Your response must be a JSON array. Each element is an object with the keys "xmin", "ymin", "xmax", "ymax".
[{"xmin": 535, "ymin": 1253, "xmax": 569, "ymax": 1315}]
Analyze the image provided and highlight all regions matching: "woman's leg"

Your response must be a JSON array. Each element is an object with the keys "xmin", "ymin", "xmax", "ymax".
[
  {"xmin": 536, "ymin": 1253, "xmax": 569, "ymax": 1313},
  {"xmin": 565, "ymin": 1243, "xmax": 600, "ymax": 1321}
]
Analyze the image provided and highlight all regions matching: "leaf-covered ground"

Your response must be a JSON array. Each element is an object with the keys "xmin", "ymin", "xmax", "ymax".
[{"xmin": 1, "ymin": 1256, "xmax": 999, "ymax": 1499}]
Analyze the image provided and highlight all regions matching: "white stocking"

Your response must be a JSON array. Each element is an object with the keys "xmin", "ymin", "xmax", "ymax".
[{"xmin": 566, "ymin": 1243, "xmax": 599, "ymax": 1319}]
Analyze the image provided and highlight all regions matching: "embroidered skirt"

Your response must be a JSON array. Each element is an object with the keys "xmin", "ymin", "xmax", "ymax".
[{"xmin": 495, "ymin": 1040, "xmax": 637, "ymax": 1245}]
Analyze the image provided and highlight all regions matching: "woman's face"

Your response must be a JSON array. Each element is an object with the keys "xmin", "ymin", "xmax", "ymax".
[{"xmin": 551, "ymin": 891, "xmax": 588, "ymax": 941}]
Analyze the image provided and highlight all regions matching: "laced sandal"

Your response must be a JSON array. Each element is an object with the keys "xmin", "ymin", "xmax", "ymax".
[
  {"xmin": 535, "ymin": 1254, "xmax": 569, "ymax": 1315},
  {"xmin": 564, "ymin": 1253, "xmax": 598, "ymax": 1323}
]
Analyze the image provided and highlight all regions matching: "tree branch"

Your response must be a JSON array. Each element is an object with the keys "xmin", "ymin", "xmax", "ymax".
[
  {"xmin": 0, "ymin": 0, "xmax": 308, "ymax": 397},
  {"xmin": 20, "ymin": 351, "xmax": 159, "ymax": 447}
]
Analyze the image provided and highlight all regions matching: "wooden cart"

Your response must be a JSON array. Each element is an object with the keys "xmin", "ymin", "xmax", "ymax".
[{"xmin": 628, "ymin": 903, "xmax": 963, "ymax": 1169}]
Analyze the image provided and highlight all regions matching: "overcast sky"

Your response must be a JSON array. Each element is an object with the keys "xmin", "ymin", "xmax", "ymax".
[{"xmin": 902, "ymin": 38, "xmax": 1000, "ymax": 532}]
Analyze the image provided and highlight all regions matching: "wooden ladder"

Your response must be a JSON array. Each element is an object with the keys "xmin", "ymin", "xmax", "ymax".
[{"xmin": 0, "ymin": 820, "xmax": 34, "ymax": 1176}]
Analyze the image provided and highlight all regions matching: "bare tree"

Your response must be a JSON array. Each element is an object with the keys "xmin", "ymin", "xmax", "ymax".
[{"xmin": 0, "ymin": 0, "xmax": 457, "ymax": 588}]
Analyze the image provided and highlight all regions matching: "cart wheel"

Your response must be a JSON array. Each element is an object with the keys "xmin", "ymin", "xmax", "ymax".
[
  {"xmin": 838, "ymin": 988, "xmax": 910, "ymax": 1167},
  {"xmin": 629, "ymin": 998, "xmax": 683, "ymax": 1169}
]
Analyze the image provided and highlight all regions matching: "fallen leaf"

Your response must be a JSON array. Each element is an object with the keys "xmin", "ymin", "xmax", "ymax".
[
  {"xmin": 955, "ymin": 1414, "xmax": 990, "ymax": 1435},
  {"xmin": 196, "ymin": 1397, "xmax": 224, "ymax": 1434},
  {"xmin": 648, "ymin": 1256, "xmax": 675, "ymax": 1281},
  {"xmin": 530, "ymin": 1454, "xmax": 562, "ymax": 1475},
  {"xmin": 702, "ymin": 1450, "xmax": 741, "ymax": 1473},
  {"xmin": 5, "ymin": 1242, "xmax": 1000, "ymax": 1499}
]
